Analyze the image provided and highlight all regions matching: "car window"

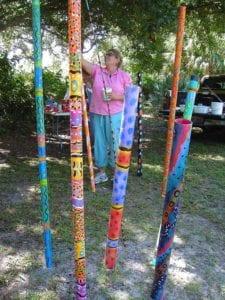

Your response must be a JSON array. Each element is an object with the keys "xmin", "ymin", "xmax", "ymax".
[{"xmin": 201, "ymin": 76, "xmax": 225, "ymax": 90}]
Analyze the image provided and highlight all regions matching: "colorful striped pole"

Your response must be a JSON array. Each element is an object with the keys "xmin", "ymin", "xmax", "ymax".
[
  {"xmin": 151, "ymin": 118, "xmax": 192, "ymax": 299},
  {"xmin": 151, "ymin": 76, "xmax": 198, "ymax": 297},
  {"xmin": 161, "ymin": 5, "xmax": 186, "ymax": 198},
  {"xmin": 82, "ymin": 94, "xmax": 95, "ymax": 192},
  {"xmin": 137, "ymin": 72, "xmax": 143, "ymax": 177},
  {"xmin": 105, "ymin": 85, "xmax": 139, "ymax": 269},
  {"xmin": 68, "ymin": 1, "xmax": 86, "ymax": 298},
  {"xmin": 32, "ymin": 0, "xmax": 53, "ymax": 269},
  {"xmin": 183, "ymin": 75, "xmax": 199, "ymax": 120}
]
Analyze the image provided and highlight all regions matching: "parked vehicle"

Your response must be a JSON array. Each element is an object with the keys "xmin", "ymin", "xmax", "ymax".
[{"xmin": 159, "ymin": 74, "xmax": 225, "ymax": 127}]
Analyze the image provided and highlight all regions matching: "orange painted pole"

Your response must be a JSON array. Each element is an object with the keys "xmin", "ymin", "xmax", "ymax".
[
  {"xmin": 68, "ymin": 0, "xmax": 86, "ymax": 298},
  {"xmin": 161, "ymin": 5, "xmax": 186, "ymax": 198},
  {"xmin": 82, "ymin": 94, "xmax": 95, "ymax": 192}
]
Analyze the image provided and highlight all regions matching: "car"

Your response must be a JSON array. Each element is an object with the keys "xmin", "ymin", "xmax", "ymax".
[{"xmin": 159, "ymin": 74, "xmax": 225, "ymax": 127}]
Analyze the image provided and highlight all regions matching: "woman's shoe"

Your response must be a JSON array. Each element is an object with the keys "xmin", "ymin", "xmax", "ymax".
[{"xmin": 94, "ymin": 172, "xmax": 108, "ymax": 184}]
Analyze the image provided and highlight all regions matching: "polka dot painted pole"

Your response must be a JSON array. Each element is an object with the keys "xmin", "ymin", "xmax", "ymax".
[
  {"xmin": 183, "ymin": 75, "xmax": 199, "ymax": 121},
  {"xmin": 105, "ymin": 85, "xmax": 139, "ymax": 269},
  {"xmin": 68, "ymin": 1, "xmax": 86, "ymax": 298},
  {"xmin": 151, "ymin": 118, "xmax": 192, "ymax": 299},
  {"xmin": 137, "ymin": 72, "xmax": 143, "ymax": 177},
  {"xmin": 32, "ymin": 0, "xmax": 53, "ymax": 269},
  {"xmin": 161, "ymin": 6, "xmax": 186, "ymax": 198}
]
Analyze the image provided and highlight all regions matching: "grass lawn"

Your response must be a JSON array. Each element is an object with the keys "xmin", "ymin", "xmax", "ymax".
[{"xmin": 0, "ymin": 112, "xmax": 225, "ymax": 299}]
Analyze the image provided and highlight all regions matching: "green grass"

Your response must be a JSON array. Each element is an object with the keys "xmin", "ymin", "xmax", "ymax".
[{"xmin": 1, "ymin": 116, "xmax": 225, "ymax": 299}]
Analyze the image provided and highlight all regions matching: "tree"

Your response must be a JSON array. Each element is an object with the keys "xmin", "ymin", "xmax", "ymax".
[
  {"xmin": 0, "ymin": 0, "xmax": 225, "ymax": 93},
  {"xmin": 0, "ymin": 54, "xmax": 34, "ymax": 131}
]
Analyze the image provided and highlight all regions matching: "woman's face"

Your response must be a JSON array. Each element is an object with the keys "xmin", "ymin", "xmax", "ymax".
[{"xmin": 105, "ymin": 51, "xmax": 119, "ymax": 68}]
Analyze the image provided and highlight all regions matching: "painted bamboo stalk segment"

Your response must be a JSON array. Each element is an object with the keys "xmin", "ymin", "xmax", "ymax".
[
  {"xmin": 183, "ymin": 75, "xmax": 199, "ymax": 120},
  {"xmin": 137, "ymin": 72, "xmax": 143, "ymax": 177},
  {"xmin": 151, "ymin": 118, "xmax": 192, "ymax": 299},
  {"xmin": 82, "ymin": 94, "xmax": 95, "ymax": 192},
  {"xmin": 68, "ymin": 1, "xmax": 86, "ymax": 298},
  {"xmin": 105, "ymin": 85, "xmax": 139, "ymax": 269},
  {"xmin": 161, "ymin": 5, "xmax": 186, "ymax": 197},
  {"xmin": 32, "ymin": 0, "xmax": 53, "ymax": 269}
]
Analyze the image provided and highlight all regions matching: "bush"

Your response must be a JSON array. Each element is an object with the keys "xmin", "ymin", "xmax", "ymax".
[
  {"xmin": 0, "ymin": 55, "xmax": 68, "ymax": 134},
  {"xmin": 0, "ymin": 54, "xmax": 34, "ymax": 133},
  {"xmin": 43, "ymin": 69, "xmax": 68, "ymax": 103}
]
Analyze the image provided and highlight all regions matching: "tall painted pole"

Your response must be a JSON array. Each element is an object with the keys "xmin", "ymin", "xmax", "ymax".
[
  {"xmin": 151, "ymin": 118, "xmax": 192, "ymax": 299},
  {"xmin": 105, "ymin": 85, "xmax": 139, "ymax": 269},
  {"xmin": 151, "ymin": 76, "xmax": 198, "ymax": 298},
  {"xmin": 161, "ymin": 5, "xmax": 186, "ymax": 198},
  {"xmin": 32, "ymin": 0, "xmax": 53, "ymax": 269},
  {"xmin": 137, "ymin": 72, "xmax": 143, "ymax": 177},
  {"xmin": 68, "ymin": 1, "xmax": 86, "ymax": 299}
]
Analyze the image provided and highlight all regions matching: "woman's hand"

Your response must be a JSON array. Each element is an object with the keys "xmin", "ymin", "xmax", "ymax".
[{"xmin": 109, "ymin": 91, "xmax": 124, "ymax": 101}]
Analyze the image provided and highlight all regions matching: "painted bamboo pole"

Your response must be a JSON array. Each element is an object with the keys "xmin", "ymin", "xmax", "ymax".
[
  {"xmin": 151, "ymin": 118, "xmax": 192, "ymax": 299},
  {"xmin": 183, "ymin": 75, "xmax": 199, "ymax": 120},
  {"xmin": 32, "ymin": 0, "xmax": 53, "ymax": 269},
  {"xmin": 105, "ymin": 85, "xmax": 139, "ymax": 269},
  {"xmin": 82, "ymin": 94, "xmax": 95, "ymax": 192},
  {"xmin": 68, "ymin": 1, "xmax": 86, "ymax": 298},
  {"xmin": 161, "ymin": 5, "xmax": 186, "ymax": 198},
  {"xmin": 137, "ymin": 72, "xmax": 143, "ymax": 177},
  {"xmin": 151, "ymin": 75, "xmax": 199, "ymax": 280}
]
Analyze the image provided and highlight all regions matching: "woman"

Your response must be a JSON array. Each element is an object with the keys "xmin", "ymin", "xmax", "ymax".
[{"xmin": 82, "ymin": 49, "xmax": 132, "ymax": 184}]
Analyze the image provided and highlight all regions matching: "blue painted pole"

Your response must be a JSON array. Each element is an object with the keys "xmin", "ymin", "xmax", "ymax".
[
  {"xmin": 32, "ymin": 0, "xmax": 53, "ymax": 268},
  {"xmin": 183, "ymin": 75, "xmax": 199, "ymax": 120}
]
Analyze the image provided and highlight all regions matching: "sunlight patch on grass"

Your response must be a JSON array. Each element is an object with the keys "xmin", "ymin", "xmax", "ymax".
[
  {"xmin": 194, "ymin": 154, "xmax": 225, "ymax": 162},
  {"xmin": 25, "ymin": 290, "xmax": 59, "ymax": 299},
  {"xmin": 27, "ymin": 159, "xmax": 38, "ymax": 167},
  {"xmin": 0, "ymin": 145, "xmax": 10, "ymax": 155},
  {"xmin": 143, "ymin": 114, "xmax": 153, "ymax": 119},
  {"xmin": 1, "ymin": 251, "xmax": 42, "ymax": 273},
  {"xmin": 170, "ymin": 266, "xmax": 200, "ymax": 287},
  {"xmin": 174, "ymin": 235, "xmax": 185, "ymax": 246},
  {"xmin": 221, "ymin": 284, "xmax": 225, "ymax": 296},
  {"xmin": 113, "ymin": 290, "xmax": 130, "ymax": 299},
  {"xmin": 125, "ymin": 261, "xmax": 147, "ymax": 273},
  {"xmin": 0, "ymin": 162, "xmax": 10, "ymax": 169},
  {"xmin": 142, "ymin": 163, "xmax": 163, "ymax": 172},
  {"xmin": 172, "ymin": 257, "xmax": 188, "ymax": 269},
  {"xmin": 47, "ymin": 157, "xmax": 70, "ymax": 165}
]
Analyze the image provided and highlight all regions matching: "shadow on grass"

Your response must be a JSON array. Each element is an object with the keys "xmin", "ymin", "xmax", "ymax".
[{"xmin": 1, "ymin": 122, "xmax": 225, "ymax": 298}]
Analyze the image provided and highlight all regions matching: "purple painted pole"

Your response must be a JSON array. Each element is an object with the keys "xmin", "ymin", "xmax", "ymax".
[{"xmin": 105, "ymin": 85, "xmax": 139, "ymax": 269}]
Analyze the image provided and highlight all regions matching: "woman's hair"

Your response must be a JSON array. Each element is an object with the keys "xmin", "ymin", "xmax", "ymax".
[{"xmin": 105, "ymin": 48, "xmax": 123, "ymax": 67}]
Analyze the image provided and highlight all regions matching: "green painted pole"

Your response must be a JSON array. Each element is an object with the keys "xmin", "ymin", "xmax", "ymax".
[{"xmin": 32, "ymin": 0, "xmax": 53, "ymax": 268}]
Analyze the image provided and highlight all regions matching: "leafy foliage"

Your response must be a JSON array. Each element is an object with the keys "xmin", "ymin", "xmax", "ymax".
[
  {"xmin": 0, "ymin": 55, "xmax": 67, "ymax": 133},
  {"xmin": 1, "ymin": 0, "xmax": 225, "ymax": 74},
  {"xmin": 1, "ymin": 0, "xmax": 225, "ymax": 124},
  {"xmin": 0, "ymin": 54, "xmax": 34, "ymax": 132},
  {"xmin": 43, "ymin": 69, "xmax": 68, "ymax": 103}
]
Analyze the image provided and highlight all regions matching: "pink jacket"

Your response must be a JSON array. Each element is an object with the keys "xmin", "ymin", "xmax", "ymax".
[{"xmin": 90, "ymin": 64, "xmax": 132, "ymax": 115}]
